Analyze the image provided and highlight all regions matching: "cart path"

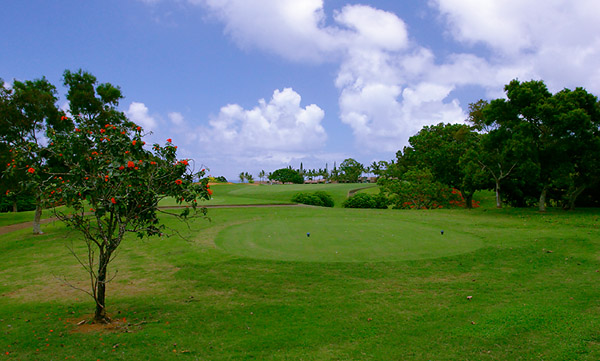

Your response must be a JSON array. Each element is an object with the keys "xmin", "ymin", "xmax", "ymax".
[{"xmin": 0, "ymin": 204, "xmax": 306, "ymax": 235}]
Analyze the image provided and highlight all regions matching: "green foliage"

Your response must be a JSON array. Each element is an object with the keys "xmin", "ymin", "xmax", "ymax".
[
  {"xmin": 379, "ymin": 167, "xmax": 467, "ymax": 209},
  {"xmin": 0, "ymin": 193, "xmax": 36, "ymax": 212},
  {"xmin": 269, "ymin": 168, "xmax": 304, "ymax": 184},
  {"xmin": 14, "ymin": 70, "xmax": 212, "ymax": 322},
  {"xmin": 476, "ymin": 80, "xmax": 600, "ymax": 210},
  {"xmin": 342, "ymin": 192, "xmax": 388, "ymax": 209},
  {"xmin": 396, "ymin": 123, "xmax": 482, "ymax": 208},
  {"xmin": 292, "ymin": 191, "xmax": 334, "ymax": 207},
  {"xmin": 337, "ymin": 158, "xmax": 364, "ymax": 183}
]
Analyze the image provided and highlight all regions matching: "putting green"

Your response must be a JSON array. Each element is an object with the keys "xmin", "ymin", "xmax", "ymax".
[{"xmin": 215, "ymin": 213, "xmax": 485, "ymax": 262}]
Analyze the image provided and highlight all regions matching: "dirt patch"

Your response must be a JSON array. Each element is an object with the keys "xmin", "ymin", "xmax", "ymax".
[{"xmin": 67, "ymin": 315, "xmax": 144, "ymax": 334}]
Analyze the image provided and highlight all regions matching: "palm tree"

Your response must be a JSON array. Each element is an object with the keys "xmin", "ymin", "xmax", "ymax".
[{"xmin": 239, "ymin": 172, "xmax": 245, "ymax": 183}]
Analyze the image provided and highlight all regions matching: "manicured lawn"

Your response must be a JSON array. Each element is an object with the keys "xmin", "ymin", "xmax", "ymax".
[
  {"xmin": 158, "ymin": 183, "xmax": 375, "ymax": 207},
  {"xmin": 1, "ymin": 186, "xmax": 600, "ymax": 360}
]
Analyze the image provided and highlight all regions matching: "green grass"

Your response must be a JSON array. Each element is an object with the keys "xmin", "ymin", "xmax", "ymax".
[
  {"xmin": 158, "ymin": 183, "xmax": 374, "ymax": 207},
  {"xmin": 2, "ymin": 185, "xmax": 600, "ymax": 360}
]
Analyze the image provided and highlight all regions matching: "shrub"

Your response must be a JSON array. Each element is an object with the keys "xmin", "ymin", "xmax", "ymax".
[
  {"xmin": 343, "ymin": 192, "xmax": 388, "ymax": 209},
  {"xmin": 313, "ymin": 191, "xmax": 334, "ymax": 207},
  {"xmin": 291, "ymin": 191, "xmax": 334, "ymax": 207}
]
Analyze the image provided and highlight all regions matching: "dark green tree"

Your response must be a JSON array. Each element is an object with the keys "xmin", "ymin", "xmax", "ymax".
[
  {"xmin": 476, "ymin": 80, "xmax": 600, "ymax": 211},
  {"xmin": 399, "ymin": 123, "xmax": 482, "ymax": 208},
  {"xmin": 268, "ymin": 168, "xmax": 304, "ymax": 184},
  {"xmin": 0, "ymin": 77, "xmax": 70, "ymax": 233},
  {"xmin": 338, "ymin": 158, "xmax": 364, "ymax": 183}
]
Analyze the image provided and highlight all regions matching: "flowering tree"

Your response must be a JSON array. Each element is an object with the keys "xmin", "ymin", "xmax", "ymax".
[
  {"xmin": 37, "ymin": 70, "xmax": 212, "ymax": 322},
  {"xmin": 46, "ymin": 115, "xmax": 211, "ymax": 322}
]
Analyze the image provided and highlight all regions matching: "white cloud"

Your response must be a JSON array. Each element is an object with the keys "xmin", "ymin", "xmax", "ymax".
[
  {"xmin": 195, "ymin": 0, "xmax": 342, "ymax": 62},
  {"xmin": 126, "ymin": 102, "xmax": 158, "ymax": 131},
  {"xmin": 197, "ymin": 88, "xmax": 326, "ymax": 162},
  {"xmin": 144, "ymin": 0, "xmax": 600, "ymax": 161},
  {"xmin": 168, "ymin": 111, "xmax": 184, "ymax": 125},
  {"xmin": 192, "ymin": 1, "xmax": 468, "ymax": 152},
  {"xmin": 431, "ymin": 0, "xmax": 600, "ymax": 93}
]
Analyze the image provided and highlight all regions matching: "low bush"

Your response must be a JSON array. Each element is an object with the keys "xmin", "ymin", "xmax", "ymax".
[
  {"xmin": 343, "ymin": 192, "xmax": 388, "ymax": 209},
  {"xmin": 291, "ymin": 191, "xmax": 334, "ymax": 207}
]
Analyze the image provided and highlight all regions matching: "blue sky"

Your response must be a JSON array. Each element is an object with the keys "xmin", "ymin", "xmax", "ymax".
[{"xmin": 3, "ymin": 0, "xmax": 600, "ymax": 180}]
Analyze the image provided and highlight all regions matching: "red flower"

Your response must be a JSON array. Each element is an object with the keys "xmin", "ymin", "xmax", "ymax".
[
  {"xmin": 137, "ymin": 126, "xmax": 141, "ymax": 131},
  {"xmin": 180, "ymin": 160, "xmax": 189, "ymax": 166},
  {"xmin": 207, "ymin": 189, "xmax": 213, "ymax": 196},
  {"xmin": 167, "ymin": 138, "xmax": 172, "ymax": 143},
  {"xmin": 100, "ymin": 129, "xmax": 105, "ymax": 133},
  {"xmin": 75, "ymin": 128, "xmax": 81, "ymax": 132},
  {"xmin": 27, "ymin": 167, "xmax": 35, "ymax": 174},
  {"xmin": 138, "ymin": 159, "xmax": 143, "ymax": 164},
  {"xmin": 61, "ymin": 115, "xmax": 68, "ymax": 120},
  {"xmin": 175, "ymin": 179, "xmax": 182, "ymax": 185},
  {"xmin": 132, "ymin": 140, "xmax": 137, "ymax": 146},
  {"xmin": 119, "ymin": 166, "xmax": 125, "ymax": 170},
  {"xmin": 127, "ymin": 161, "xmax": 135, "ymax": 168},
  {"xmin": 111, "ymin": 197, "xmax": 116, "ymax": 204},
  {"xmin": 105, "ymin": 124, "xmax": 111, "ymax": 128}
]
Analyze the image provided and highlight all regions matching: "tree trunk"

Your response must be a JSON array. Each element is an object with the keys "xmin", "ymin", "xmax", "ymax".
[
  {"xmin": 94, "ymin": 254, "xmax": 109, "ymax": 322},
  {"xmin": 12, "ymin": 200, "xmax": 17, "ymax": 213},
  {"xmin": 538, "ymin": 186, "xmax": 548, "ymax": 212},
  {"xmin": 32, "ymin": 202, "xmax": 43, "ymax": 235},
  {"xmin": 464, "ymin": 192, "xmax": 474, "ymax": 209},
  {"xmin": 566, "ymin": 185, "xmax": 586, "ymax": 211},
  {"xmin": 495, "ymin": 181, "xmax": 502, "ymax": 208}
]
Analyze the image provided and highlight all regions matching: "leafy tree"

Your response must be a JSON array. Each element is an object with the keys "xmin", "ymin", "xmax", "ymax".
[
  {"xmin": 258, "ymin": 170, "xmax": 266, "ymax": 183},
  {"xmin": 338, "ymin": 158, "xmax": 364, "ymax": 183},
  {"xmin": 547, "ymin": 87, "xmax": 600, "ymax": 209},
  {"xmin": 477, "ymin": 80, "xmax": 600, "ymax": 211},
  {"xmin": 369, "ymin": 161, "xmax": 388, "ymax": 179},
  {"xmin": 379, "ymin": 167, "xmax": 463, "ymax": 209},
  {"xmin": 0, "ymin": 77, "xmax": 70, "ymax": 233},
  {"xmin": 46, "ymin": 114, "xmax": 210, "ymax": 322},
  {"xmin": 400, "ymin": 123, "xmax": 482, "ymax": 208},
  {"xmin": 467, "ymin": 100, "xmax": 519, "ymax": 208},
  {"xmin": 268, "ymin": 168, "xmax": 304, "ymax": 184},
  {"xmin": 32, "ymin": 70, "xmax": 211, "ymax": 322}
]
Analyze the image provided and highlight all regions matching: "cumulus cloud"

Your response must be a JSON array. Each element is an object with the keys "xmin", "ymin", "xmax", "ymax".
[
  {"xmin": 431, "ymin": 0, "xmax": 600, "ymax": 93},
  {"xmin": 197, "ymin": 88, "xmax": 326, "ymax": 162},
  {"xmin": 194, "ymin": 0, "xmax": 342, "ymax": 62},
  {"xmin": 146, "ymin": 0, "xmax": 600, "ymax": 157},
  {"xmin": 126, "ymin": 102, "xmax": 158, "ymax": 131},
  {"xmin": 194, "ymin": 1, "xmax": 469, "ymax": 151}
]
